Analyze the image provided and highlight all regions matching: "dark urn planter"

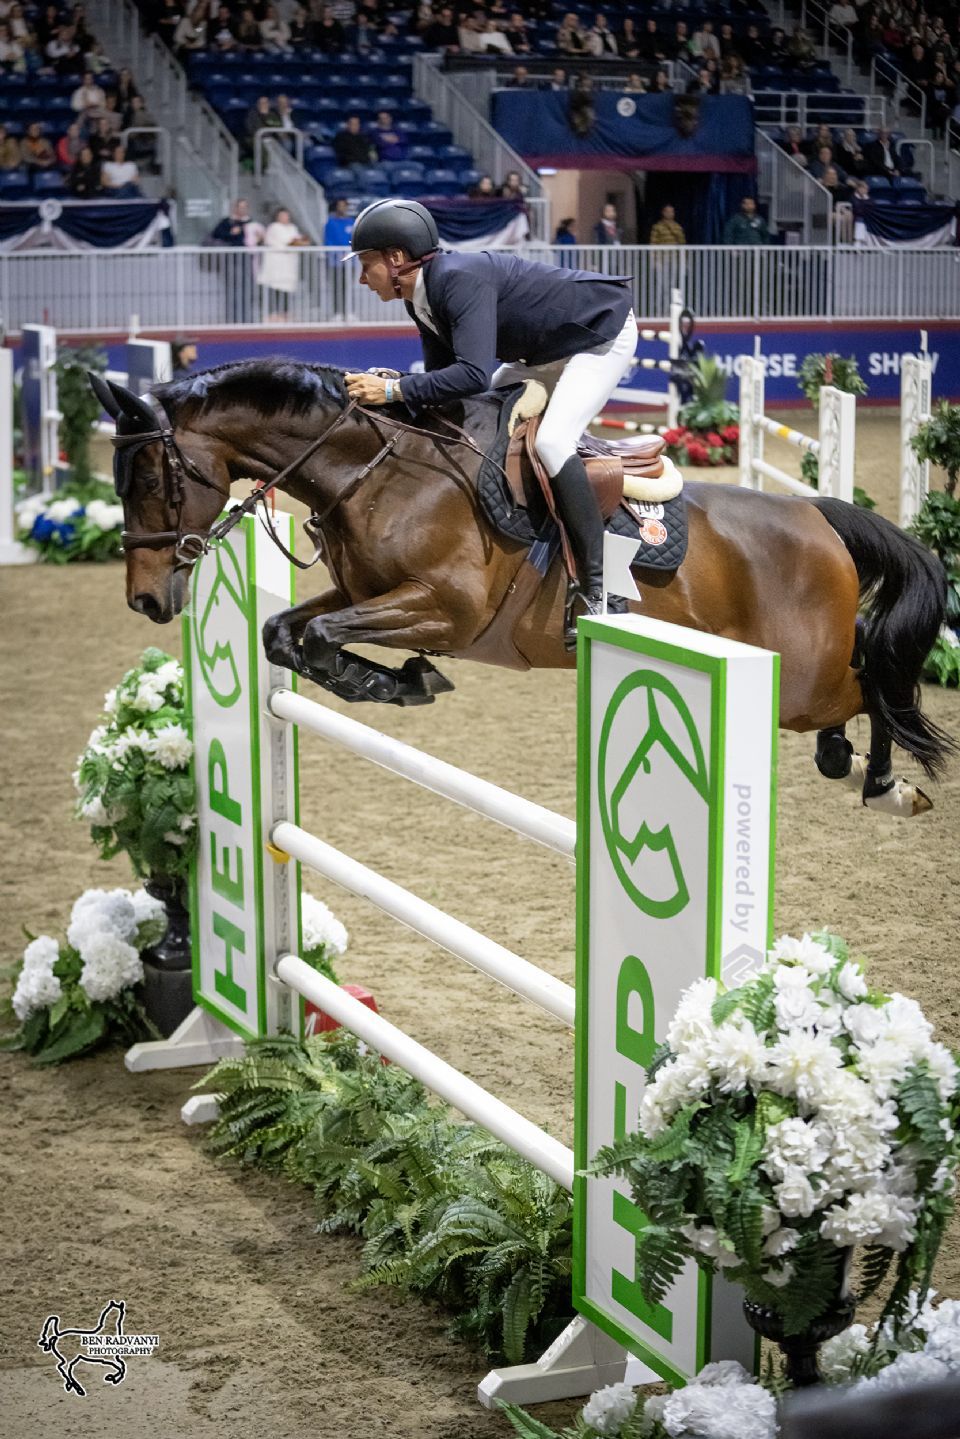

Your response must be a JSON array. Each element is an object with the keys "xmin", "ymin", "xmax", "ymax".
[
  {"xmin": 140, "ymin": 877, "xmax": 194, "ymax": 1037},
  {"xmin": 743, "ymin": 1292, "xmax": 856, "ymax": 1387}
]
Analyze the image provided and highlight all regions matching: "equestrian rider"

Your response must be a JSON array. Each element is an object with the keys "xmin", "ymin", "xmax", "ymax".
[{"xmin": 343, "ymin": 198, "xmax": 638, "ymax": 644}]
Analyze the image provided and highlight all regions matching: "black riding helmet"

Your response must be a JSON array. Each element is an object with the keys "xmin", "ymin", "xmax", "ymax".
[{"xmin": 348, "ymin": 198, "xmax": 440, "ymax": 259}]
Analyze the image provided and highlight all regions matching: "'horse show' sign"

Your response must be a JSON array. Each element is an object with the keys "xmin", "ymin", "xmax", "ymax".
[{"xmin": 574, "ymin": 614, "xmax": 779, "ymax": 1384}]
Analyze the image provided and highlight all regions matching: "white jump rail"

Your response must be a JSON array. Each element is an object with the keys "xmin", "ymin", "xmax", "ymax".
[
  {"xmin": 739, "ymin": 340, "xmax": 855, "ymax": 504},
  {"xmin": 900, "ymin": 330, "xmax": 933, "ymax": 529},
  {"xmin": 276, "ymin": 956, "xmax": 575, "ymax": 1189}
]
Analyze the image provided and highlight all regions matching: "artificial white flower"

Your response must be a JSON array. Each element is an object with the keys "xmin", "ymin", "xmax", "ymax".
[
  {"xmin": 132, "ymin": 888, "xmax": 168, "ymax": 948},
  {"xmin": 680, "ymin": 1224, "xmax": 740, "ymax": 1267},
  {"xmin": 763, "ymin": 1226, "xmax": 800, "ymax": 1257},
  {"xmin": 666, "ymin": 977, "xmax": 719, "ymax": 1052},
  {"xmin": 773, "ymin": 1168, "xmax": 818, "ymax": 1219},
  {"xmin": 78, "ymin": 931, "xmax": 143, "ymax": 1002},
  {"xmin": 925, "ymin": 1322, "xmax": 960, "ymax": 1372},
  {"xmin": 836, "ymin": 960, "xmax": 868, "ymax": 1002},
  {"xmin": 769, "ymin": 933, "xmax": 835, "ymax": 975},
  {"xmin": 640, "ymin": 1393, "xmax": 670, "ymax": 1437},
  {"xmin": 763, "ymin": 1117, "xmax": 829, "ymax": 1181},
  {"xmin": 301, "ymin": 892, "xmax": 348, "ymax": 956},
  {"xmin": 581, "ymin": 1381, "xmax": 638, "ymax": 1436},
  {"xmin": 80, "ymin": 795, "xmax": 109, "ymax": 825},
  {"xmin": 774, "ymin": 983, "xmax": 822, "ymax": 1032},
  {"xmin": 46, "ymin": 497, "xmax": 83, "ymax": 522},
  {"xmin": 706, "ymin": 1020, "xmax": 769, "ymax": 1092},
  {"xmin": 153, "ymin": 659, "xmax": 182, "ymax": 691},
  {"xmin": 762, "ymin": 1263, "xmax": 794, "ymax": 1288},
  {"xmin": 662, "ymin": 1378, "xmax": 777, "ymax": 1439},
  {"xmin": 856, "ymin": 1039, "xmax": 916, "ymax": 1101},
  {"xmin": 818, "ymin": 1323, "xmax": 871, "ymax": 1382},
  {"xmin": 819, "ymin": 1191, "xmax": 919, "ymax": 1251},
  {"xmin": 150, "ymin": 722, "xmax": 193, "ymax": 770},
  {"xmin": 68, "ymin": 888, "xmax": 138, "ymax": 948},
  {"xmin": 693, "ymin": 1360, "xmax": 753, "ymax": 1387},
  {"xmin": 85, "ymin": 498, "xmax": 124, "ymax": 531},
  {"xmin": 12, "ymin": 935, "xmax": 62, "ymax": 1020},
  {"xmin": 767, "ymin": 1029, "xmax": 843, "ymax": 1106},
  {"xmin": 132, "ymin": 673, "xmax": 166, "ymax": 712},
  {"xmin": 867, "ymin": 1350, "xmax": 950, "ymax": 1390},
  {"xmin": 884, "ymin": 993, "xmax": 935, "ymax": 1054}
]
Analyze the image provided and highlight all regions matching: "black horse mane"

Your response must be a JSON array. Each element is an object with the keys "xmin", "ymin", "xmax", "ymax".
[{"xmin": 153, "ymin": 358, "xmax": 349, "ymax": 418}]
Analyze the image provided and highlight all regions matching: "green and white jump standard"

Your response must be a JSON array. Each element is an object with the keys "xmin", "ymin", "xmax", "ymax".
[{"xmin": 125, "ymin": 513, "xmax": 781, "ymax": 1407}]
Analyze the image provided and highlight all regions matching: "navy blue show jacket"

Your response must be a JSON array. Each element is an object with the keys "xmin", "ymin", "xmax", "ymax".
[{"xmin": 399, "ymin": 249, "xmax": 633, "ymax": 409}]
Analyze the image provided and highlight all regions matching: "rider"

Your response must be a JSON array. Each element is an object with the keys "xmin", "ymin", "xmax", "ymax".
[{"xmin": 343, "ymin": 198, "xmax": 638, "ymax": 644}]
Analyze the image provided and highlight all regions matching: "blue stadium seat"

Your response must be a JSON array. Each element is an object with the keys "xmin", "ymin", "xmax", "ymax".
[
  {"xmin": 323, "ymin": 166, "xmax": 360, "ymax": 195},
  {"xmin": 390, "ymin": 162, "xmax": 425, "ymax": 183},
  {"xmin": 422, "ymin": 167, "xmax": 463, "ymax": 196},
  {"xmin": 0, "ymin": 169, "xmax": 31, "ymax": 200},
  {"xmin": 435, "ymin": 144, "xmax": 472, "ymax": 165},
  {"xmin": 458, "ymin": 168, "xmax": 483, "ymax": 191},
  {"xmin": 355, "ymin": 165, "xmax": 391, "ymax": 194},
  {"xmin": 407, "ymin": 144, "xmax": 440, "ymax": 161},
  {"xmin": 32, "ymin": 171, "xmax": 68, "ymax": 196}
]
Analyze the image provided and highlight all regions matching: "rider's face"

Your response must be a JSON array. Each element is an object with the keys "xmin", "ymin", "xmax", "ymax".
[{"xmin": 356, "ymin": 248, "xmax": 406, "ymax": 301}]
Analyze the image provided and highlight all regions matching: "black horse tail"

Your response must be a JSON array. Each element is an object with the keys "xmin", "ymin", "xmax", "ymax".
[{"xmin": 813, "ymin": 496, "xmax": 956, "ymax": 781}]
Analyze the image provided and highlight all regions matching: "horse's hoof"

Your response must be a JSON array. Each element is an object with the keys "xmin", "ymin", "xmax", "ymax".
[
  {"xmin": 400, "ymin": 656, "xmax": 454, "ymax": 696},
  {"xmin": 863, "ymin": 776, "xmax": 934, "ymax": 817}
]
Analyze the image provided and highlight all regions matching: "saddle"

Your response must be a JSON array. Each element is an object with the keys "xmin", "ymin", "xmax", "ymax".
[{"xmin": 506, "ymin": 412, "xmax": 673, "ymax": 526}]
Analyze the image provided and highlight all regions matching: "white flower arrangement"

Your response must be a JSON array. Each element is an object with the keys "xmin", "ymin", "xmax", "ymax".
[
  {"xmin": 15, "ymin": 485, "xmax": 124, "ymax": 562},
  {"xmin": 300, "ymin": 892, "xmax": 349, "ymax": 980},
  {"xmin": 4, "ymin": 887, "xmax": 167, "ymax": 1063},
  {"xmin": 590, "ymin": 932, "xmax": 960, "ymax": 1342},
  {"xmin": 73, "ymin": 649, "xmax": 197, "ymax": 881}
]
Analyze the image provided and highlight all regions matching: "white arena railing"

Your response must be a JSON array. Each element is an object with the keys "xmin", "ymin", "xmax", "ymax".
[{"xmin": 3, "ymin": 244, "xmax": 959, "ymax": 332}]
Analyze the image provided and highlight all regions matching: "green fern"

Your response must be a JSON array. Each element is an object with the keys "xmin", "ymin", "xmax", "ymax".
[{"xmin": 634, "ymin": 1223, "xmax": 688, "ymax": 1307}]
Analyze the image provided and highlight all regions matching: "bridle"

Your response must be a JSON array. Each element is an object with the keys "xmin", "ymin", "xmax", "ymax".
[{"xmin": 112, "ymin": 385, "xmax": 505, "ymax": 572}]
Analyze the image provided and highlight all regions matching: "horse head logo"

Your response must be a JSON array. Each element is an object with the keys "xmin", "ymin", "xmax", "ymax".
[
  {"xmin": 598, "ymin": 670, "xmax": 710, "ymax": 917},
  {"xmin": 191, "ymin": 541, "xmax": 249, "ymax": 709}
]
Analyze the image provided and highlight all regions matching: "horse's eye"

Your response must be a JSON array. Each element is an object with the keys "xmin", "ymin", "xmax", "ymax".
[{"xmin": 142, "ymin": 472, "xmax": 161, "ymax": 496}]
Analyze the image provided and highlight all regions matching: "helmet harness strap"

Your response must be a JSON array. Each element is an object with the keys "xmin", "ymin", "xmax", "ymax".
[{"xmin": 383, "ymin": 248, "xmax": 438, "ymax": 298}]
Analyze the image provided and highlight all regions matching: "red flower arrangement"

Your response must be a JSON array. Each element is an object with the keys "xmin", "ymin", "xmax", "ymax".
[{"xmin": 661, "ymin": 423, "xmax": 740, "ymax": 468}]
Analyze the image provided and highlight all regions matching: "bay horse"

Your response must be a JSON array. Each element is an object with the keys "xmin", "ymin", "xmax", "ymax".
[{"xmin": 91, "ymin": 360, "xmax": 953, "ymax": 816}]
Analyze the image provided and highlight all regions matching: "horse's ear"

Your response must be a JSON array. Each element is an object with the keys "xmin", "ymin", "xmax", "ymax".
[
  {"xmin": 89, "ymin": 371, "xmax": 122, "ymax": 419},
  {"xmin": 106, "ymin": 380, "xmax": 160, "ymax": 431}
]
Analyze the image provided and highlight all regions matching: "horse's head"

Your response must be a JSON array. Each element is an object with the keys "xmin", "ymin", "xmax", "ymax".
[
  {"xmin": 38, "ymin": 1315, "xmax": 61, "ymax": 1350},
  {"xmin": 89, "ymin": 373, "xmax": 230, "ymax": 624}
]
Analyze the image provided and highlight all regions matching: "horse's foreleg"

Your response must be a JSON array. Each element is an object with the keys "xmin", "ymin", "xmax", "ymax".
[
  {"xmin": 300, "ymin": 581, "xmax": 470, "ymax": 706},
  {"xmin": 862, "ymin": 716, "xmax": 933, "ymax": 817},
  {"xmin": 262, "ymin": 586, "xmax": 348, "ymax": 675},
  {"xmin": 815, "ymin": 725, "xmax": 867, "ymax": 793}
]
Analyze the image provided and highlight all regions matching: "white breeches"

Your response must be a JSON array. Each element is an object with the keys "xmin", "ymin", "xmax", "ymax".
[{"xmin": 491, "ymin": 310, "xmax": 639, "ymax": 476}]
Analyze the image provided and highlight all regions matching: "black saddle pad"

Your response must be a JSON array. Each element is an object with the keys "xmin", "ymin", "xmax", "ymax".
[{"xmin": 470, "ymin": 387, "xmax": 687, "ymax": 573}]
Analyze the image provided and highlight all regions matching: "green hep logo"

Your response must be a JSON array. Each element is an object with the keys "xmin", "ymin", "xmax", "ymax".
[
  {"xmin": 192, "ymin": 542, "xmax": 249, "ymax": 709},
  {"xmin": 598, "ymin": 671, "xmax": 710, "ymax": 917}
]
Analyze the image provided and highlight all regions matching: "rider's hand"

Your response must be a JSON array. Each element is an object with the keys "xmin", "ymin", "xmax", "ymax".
[
  {"xmin": 345, "ymin": 372, "xmax": 390, "ymax": 405},
  {"xmin": 366, "ymin": 367, "xmax": 402, "ymax": 380}
]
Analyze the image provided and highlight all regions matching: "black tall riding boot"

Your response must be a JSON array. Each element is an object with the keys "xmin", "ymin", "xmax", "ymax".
[{"xmin": 549, "ymin": 455, "xmax": 606, "ymax": 648}]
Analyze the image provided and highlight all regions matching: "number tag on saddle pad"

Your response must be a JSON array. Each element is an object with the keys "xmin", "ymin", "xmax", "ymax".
[{"xmin": 622, "ymin": 493, "xmax": 688, "ymax": 571}]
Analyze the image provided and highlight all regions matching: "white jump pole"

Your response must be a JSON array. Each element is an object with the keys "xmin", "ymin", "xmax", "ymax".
[
  {"xmin": 276, "ymin": 956, "xmax": 575, "ymax": 1189},
  {"xmin": 0, "ymin": 347, "xmax": 34, "ymax": 565},
  {"xmin": 900, "ymin": 329, "xmax": 932, "ymax": 528},
  {"xmin": 268, "ymin": 688, "xmax": 575, "ymax": 859},
  {"xmin": 271, "ymin": 819, "xmax": 576, "ymax": 1027},
  {"xmin": 739, "ymin": 342, "xmax": 854, "ymax": 503}
]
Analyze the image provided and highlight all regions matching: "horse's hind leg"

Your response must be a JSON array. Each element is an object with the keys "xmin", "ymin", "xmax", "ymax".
[
  {"xmin": 815, "ymin": 725, "xmax": 867, "ymax": 793},
  {"xmin": 61, "ymin": 1357, "xmax": 86, "ymax": 1397},
  {"xmin": 861, "ymin": 715, "xmax": 933, "ymax": 817},
  {"xmin": 300, "ymin": 581, "xmax": 471, "ymax": 706}
]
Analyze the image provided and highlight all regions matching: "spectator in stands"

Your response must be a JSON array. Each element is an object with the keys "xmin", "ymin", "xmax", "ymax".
[
  {"xmin": 57, "ymin": 121, "xmax": 84, "ymax": 168},
  {"xmin": 929, "ymin": 66, "xmax": 957, "ymax": 134},
  {"xmin": 779, "ymin": 125, "xmax": 809, "ymax": 166},
  {"xmin": 504, "ymin": 13, "xmax": 531, "ymax": 54},
  {"xmin": 173, "ymin": 0, "xmax": 208, "ymax": 54},
  {"xmin": 423, "ymin": 5, "xmax": 459, "ymax": 51},
  {"xmin": 95, "ymin": 93, "xmax": 124, "ymax": 138},
  {"xmin": 154, "ymin": 0, "xmax": 184, "ymax": 51},
  {"xmin": 669, "ymin": 20, "xmax": 692, "ymax": 60},
  {"xmin": 691, "ymin": 19, "xmax": 720, "ymax": 61},
  {"xmin": 820, "ymin": 164, "xmax": 852, "ymax": 203},
  {"xmin": 508, "ymin": 65, "xmax": 533, "ymax": 87},
  {"xmin": 171, "ymin": 337, "xmax": 198, "ymax": 374},
  {"xmin": 639, "ymin": 19, "xmax": 666, "ymax": 64},
  {"xmin": 652, "ymin": 69, "xmax": 671, "ymax": 93},
  {"xmin": 810, "ymin": 144, "xmax": 846, "ymax": 181},
  {"xmin": 460, "ymin": 13, "xmax": 513, "ymax": 55},
  {"xmin": 722, "ymin": 195, "xmax": 769, "ymax": 244},
  {"xmin": 0, "ymin": 123, "xmax": 21, "ymax": 171},
  {"xmin": 548, "ymin": 66, "xmax": 567, "ymax": 90},
  {"xmin": 717, "ymin": 24, "xmax": 738, "ymax": 59},
  {"xmin": 101, "ymin": 142, "xmax": 140, "ymax": 196},
  {"xmin": 0, "ymin": 20, "xmax": 23, "ymax": 70},
  {"xmin": 619, "ymin": 17, "xmax": 640, "ymax": 58},
  {"xmin": 802, "ymin": 123, "xmax": 834, "ymax": 159},
  {"xmin": 348, "ymin": 11, "xmax": 375, "ymax": 51},
  {"xmin": 314, "ymin": 4, "xmax": 345, "ymax": 53},
  {"xmin": 258, "ymin": 205, "xmax": 305, "ymax": 319},
  {"xmin": 469, "ymin": 173, "xmax": 495, "ymax": 196},
  {"xmin": 324, "ymin": 195, "xmax": 354, "ymax": 247},
  {"xmin": 586, "ymin": 13, "xmax": 618, "ymax": 56},
  {"xmin": 569, "ymin": 72, "xmax": 596, "ymax": 135},
  {"xmin": 124, "ymin": 94, "xmax": 159, "ymax": 170},
  {"xmin": 88, "ymin": 116, "xmax": 116, "ymax": 161},
  {"xmin": 829, "ymin": 0, "xmax": 858, "ymax": 28},
  {"xmin": 687, "ymin": 65, "xmax": 716, "ymax": 95},
  {"xmin": 114, "ymin": 67, "xmax": 138, "ymax": 113},
  {"xmin": 68, "ymin": 142, "xmax": 101, "ymax": 195},
  {"xmin": 288, "ymin": 5, "xmax": 310, "ymax": 47},
  {"xmin": 20, "ymin": 122, "xmax": 56, "ymax": 172},
  {"xmin": 624, "ymin": 73, "xmax": 647, "ymax": 93},
  {"xmin": 70, "ymin": 68, "xmax": 104, "ymax": 113},
  {"xmin": 787, "ymin": 26, "xmax": 817, "ymax": 70},
  {"xmin": 720, "ymin": 56, "xmax": 751, "ymax": 94},
  {"xmin": 740, "ymin": 24, "xmax": 764, "ymax": 66},
  {"xmin": 372, "ymin": 110, "xmax": 405, "ymax": 162},
  {"xmin": 334, "ymin": 114, "xmax": 374, "ymax": 168},
  {"xmin": 768, "ymin": 27, "xmax": 789, "ymax": 65},
  {"xmin": 593, "ymin": 201, "xmax": 621, "ymax": 245},
  {"xmin": 498, "ymin": 169, "xmax": 526, "ymax": 198},
  {"xmin": 556, "ymin": 11, "xmax": 587, "ymax": 54},
  {"xmin": 35, "ymin": 3, "xmax": 63, "ymax": 47},
  {"xmin": 553, "ymin": 215, "xmax": 576, "ymax": 245},
  {"xmin": 836, "ymin": 126, "xmax": 866, "ymax": 177},
  {"xmin": 234, "ymin": 7, "xmax": 261, "ymax": 49},
  {"xmin": 259, "ymin": 4, "xmax": 290, "ymax": 51},
  {"xmin": 212, "ymin": 196, "xmax": 255, "ymax": 245},
  {"xmin": 209, "ymin": 4, "xmax": 238, "ymax": 51},
  {"xmin": 863, "ymin": 126, "xmax": 906, "ymax": 176},
  {"xmin": 650, "ymin": 204, "xmax": 685, "ymax": 245},
  {"xmin": 903, "ymin": 40, "xmax": 931, "ymax": 87},
  {"xmin": 246, "ymin": 94, "xmax": 279, "ymax": 150}
]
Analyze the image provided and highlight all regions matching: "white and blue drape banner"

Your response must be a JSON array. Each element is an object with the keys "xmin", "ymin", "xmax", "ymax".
[
  {"xmin": 0, "ymin": 199, "xmax": 175, "ymax": 252},
  {"xmin": 421, "ymin": 197, "xmax": 529, "ymax": 250},
  {"xmin": 853, "ymin": 198, "xmax": 958, "ymax": 249}
]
